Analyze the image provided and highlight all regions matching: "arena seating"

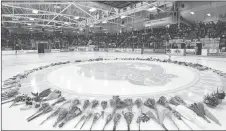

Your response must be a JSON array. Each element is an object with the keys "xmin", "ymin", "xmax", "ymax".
[{"xmin": 2, "ymin": 20, "xmax": 226, "ymax": 50}]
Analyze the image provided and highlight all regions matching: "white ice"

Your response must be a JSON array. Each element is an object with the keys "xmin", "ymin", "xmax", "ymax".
[{"xmin": 2, "ymin": 52, "xmax": 226, "ymax": 130}]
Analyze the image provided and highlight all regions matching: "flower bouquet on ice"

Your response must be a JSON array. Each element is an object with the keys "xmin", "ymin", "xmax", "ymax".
[
  {"xmin": 136, "ymin": 112, "xmax": 150, "ymax": 131},
  {"xmin": 122, "ymin": 111, "xmax": 134, "ymax": 131},
  {"xmin": 90, "ymin": 112, "xmax": 101, "ymax": 130},
  {"xmin": 101, "ymin": 101, "xmax": 108, "ymax": 118},
  {"xmin": 113, "ymin": 113, "xmax": 121, "ymax": 131}
]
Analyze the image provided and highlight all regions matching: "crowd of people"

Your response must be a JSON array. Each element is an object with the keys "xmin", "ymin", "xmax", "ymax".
[{"xmin": 1, "ymin": 20, "xmax": 226, "ymax": 50}]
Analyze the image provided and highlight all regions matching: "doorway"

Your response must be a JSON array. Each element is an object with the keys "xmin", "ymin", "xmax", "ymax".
[
  {"xmin": 196, "ymin": 43, "xmax": 202, "ymax": 55},
  {"xmin": 38, "ymin": 43, "xmax": 45, "ymax": 53}
]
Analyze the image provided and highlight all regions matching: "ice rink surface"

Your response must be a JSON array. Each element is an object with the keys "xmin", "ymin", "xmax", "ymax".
[{"xmin": 2, "ymin": 52, "xmax": 226, "ymax": 130}]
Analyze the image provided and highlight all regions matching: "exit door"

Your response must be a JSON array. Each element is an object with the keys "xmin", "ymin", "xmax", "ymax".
[
  {"xmin": 196, "ymin": 43, "xmax": 202, "ymax": 55},
  {"xmin": 38, "ymin": 43, "xmax": 45, "ymax": 53}
]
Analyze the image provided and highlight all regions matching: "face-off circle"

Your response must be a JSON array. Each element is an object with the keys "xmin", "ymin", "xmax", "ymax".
[{"xmin": 47, "ymin": 60, "xmax": 199, "ymax": 97}]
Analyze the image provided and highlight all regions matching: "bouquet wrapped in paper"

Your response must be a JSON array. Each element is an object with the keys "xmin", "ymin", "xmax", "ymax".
[
  {"xmin": 136, "ymin": 113, "xmax": 150, "ymax": 131},
  {"xmin": 28, "ymin": 105, "xmax": 53, "ymax": 122},
  {"xmin": 42, "ymin": 90, "xmax": 61, "ymax": 102},
  {"xmin": 2, "ymin": 94, "xmax": 27, "ymax": 107},
  {"xmin": 53, "ymin": 108, "xmax": 68, "ymax": 127},
  {"xmin": 113, "ymin": 113, "xmax": 121, "ymax": 131},
  {"xmin": 124, "ymin": 98, "xmax": 133, "ymax": 112},
  {"xmin": 110, "ymin": 96, "xmax": 127, "ymax": 110},
  {"xmin": 91, "ymin": 100, "xmax": 99, "ymax": 109},
  {"xmin": 2, "ymin": 88, "xmax": 20, "ymax": 101},
  {"xmin": 144, "ymin": 98, "xmax": 161, "ymax": 120},
  {"xmin": 164, "ymin": 109, "xmax": 180, "ymax": 130},
  {"xmin": 90, "ymin": 113, "xmax": 101, "ymax": 130},
  {"xmin": 189, "ymin": 103, "xmax": 210, "ymax": 123},
  {"xmin": 102, "ymin": 113, "xmax": 114, "ymax": 130},
  {"xmin": 157, "ymin": 96, "xmax": 172, "ymax": 110},
  {"xmin": 203, "ymin": 103, "xmax": 221, "ymax": 125},
  {"xmin": 169, "ymin": 96, "xmax": 187, "ymax": 106},
  {"xmin": 146, "ymin": 111, "xmax": 167, "ymax": 130},
  {"xmin": 27, "ymin": 103, "xmax": 50, "ymax": 121},
  {"xmin": 101, "ymin": 101, "xmax": 108, "ymax": 118},
  {"xmin": 135, "ymin": 98, "xmax": 143, "ymax": 111},
  {"xmin": 83, "ymin": 100, "xmax": 90, "ymax": 111},
  {"xmin": 122, "ymin": 111, "xmax": 134, "ymax": 131},
  {"xmin": 51, "ymin": 97, "xmax": 66, "ymax": 106},
  {"xmin": 59, "ymin": 105, "xmax": 82, "ymax": 127},
  {"xmin": 175, "ymin": 105, "xmax": 206, "ymax": 129},
  {"xmin": 80, "ymin": 112, "xmax": 93, "ymax": 129},
  {"xmin": 31, "ymin": 88, "xmax": 52, "ymax": 102}
]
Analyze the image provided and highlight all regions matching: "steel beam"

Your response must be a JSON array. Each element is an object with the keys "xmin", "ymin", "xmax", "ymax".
[
  {"xmin": 2, "ymin": 4, "xmax": 84, "ymax": 25},
  {"xmin": 46, "ymin": 3, "xmax": 72, "ymax": 25},
  {"xmin": 2, "ymin": 21, "xmax": 79, "ymax": 29},
  {"xmin": 2, "ymin": 15, "xmax": 78, "ymax": 28},
  {"xmin": 2, "ymin": 2, "xmax": 70, "ymax": 5}
]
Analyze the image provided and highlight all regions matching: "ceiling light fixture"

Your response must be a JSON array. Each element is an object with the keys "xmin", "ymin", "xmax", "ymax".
[
  {"xmin": 32, "ymin": 9, "xmax": 38, "ymax": 14},
  {"xmin": 74, "ymin": 16, "xmax": 80, "ymax": 19},
  {"xmin": 29, "ymin": 18, "xmax": 35, "ymax": 20},
  {"xmin": 27, "ymin": 23, "xmax": 32, "ymax": 26},
  {"xmin": 89, "ymin": 8, "xmax": 96, "ymax": 12},
  {"xmin": 207, "ymin": 13, "xmax": 211, "ymax": 16},
  {"xmin": 121, "ymin": 15, "xmax": 126, "ymax": 19},
  {"xmin": 64, "ymin": 22, "xmax": 69, "ymax": 25},
  {"xmin": 102, "ymin": 21, "xmax": 107, "ymax": 23},
  {"xmin": 54, "ymin": 5, "xmax": 61, "ymax": 9},
  {"xmin": 90, "ymin": 25, "xmax": 94, "ymax": 27},
  {"xmin": 190, "ymin": 12, "xmax": 194, "ymax": 15},
  {"xmin": 147, "ymin": 6, "xmax": 157, "ymax": 12}
]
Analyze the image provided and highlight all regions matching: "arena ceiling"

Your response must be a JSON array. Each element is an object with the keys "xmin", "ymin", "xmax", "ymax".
[
  {"xmin": 1, "ymin": 1, "xmax": 174, "ymax": 34},
  {"xmin": 96, "ymin": 1, "xmax": 140, "ymax": 9}
]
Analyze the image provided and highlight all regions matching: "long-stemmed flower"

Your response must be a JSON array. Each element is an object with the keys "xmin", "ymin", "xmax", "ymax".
[
  {"xmin": 122, "ymin": 111, "xmax": 134, "ymax": 131},
  {"xmin": 113, "ymin": 113, "xmax": 121, "ymax": 131},
  {"xmin": 101, "ymin": 101, "xmax": 108, "ymax": 118}
]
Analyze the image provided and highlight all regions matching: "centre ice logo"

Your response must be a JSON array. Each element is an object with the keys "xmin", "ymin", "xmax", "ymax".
[{"xmin": 77, "ymin": 62, "xmax": 178, "ymax": 86}]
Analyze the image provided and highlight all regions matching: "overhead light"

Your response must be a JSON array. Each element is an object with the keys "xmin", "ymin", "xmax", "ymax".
[
  {"xmin": 207, "ymin": 13, "xmax": 211, "ymax": 16},
  {"xmin": 64, "ymin": 22, "xmax": 69, "ymax": 25},
  {"xmin": 121, "ymin": 15, "xmax": 126, "ymax": 19},
  {"xmin": 80, "ymin": 28, "xmax": 83, "ymax": 31},
  {"xmin": 30, "ymin": 28, "xmax": 32, "ymax": 29},
  {"xmin": 90, "ymin": 25, "xmax": 94, "ymax": 27},
  {"xmin": 102, "ymin": 21, "xmax": 107, "ymax": 23},
  {"xmin": 54, "ymin": 5, "xmax": 61, "ymax": 9},
  {"xmin": 74, "ymin": 16, "xmax": 80, "ymax": 19},
  {"xmin": 29, "ymin": 18, "xmax": 35, "ymax": 20},
  {"xmin": 147, "ymin": 6, "xmax": 157, "ymax": 12},
  {"xmin": 89, "ymin": 8, "xmax": 96, "ymax": 12},
  {"xmin": 32, "ymin": 9, "xmax": 38, "ymax": 14},
  {"xmin": 27, "ymin": 23, "xmax": 32, "ymax": 25},
  {"xmin": 190, "ymin": 12, "xmax": 194, "ymax": 15}
]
